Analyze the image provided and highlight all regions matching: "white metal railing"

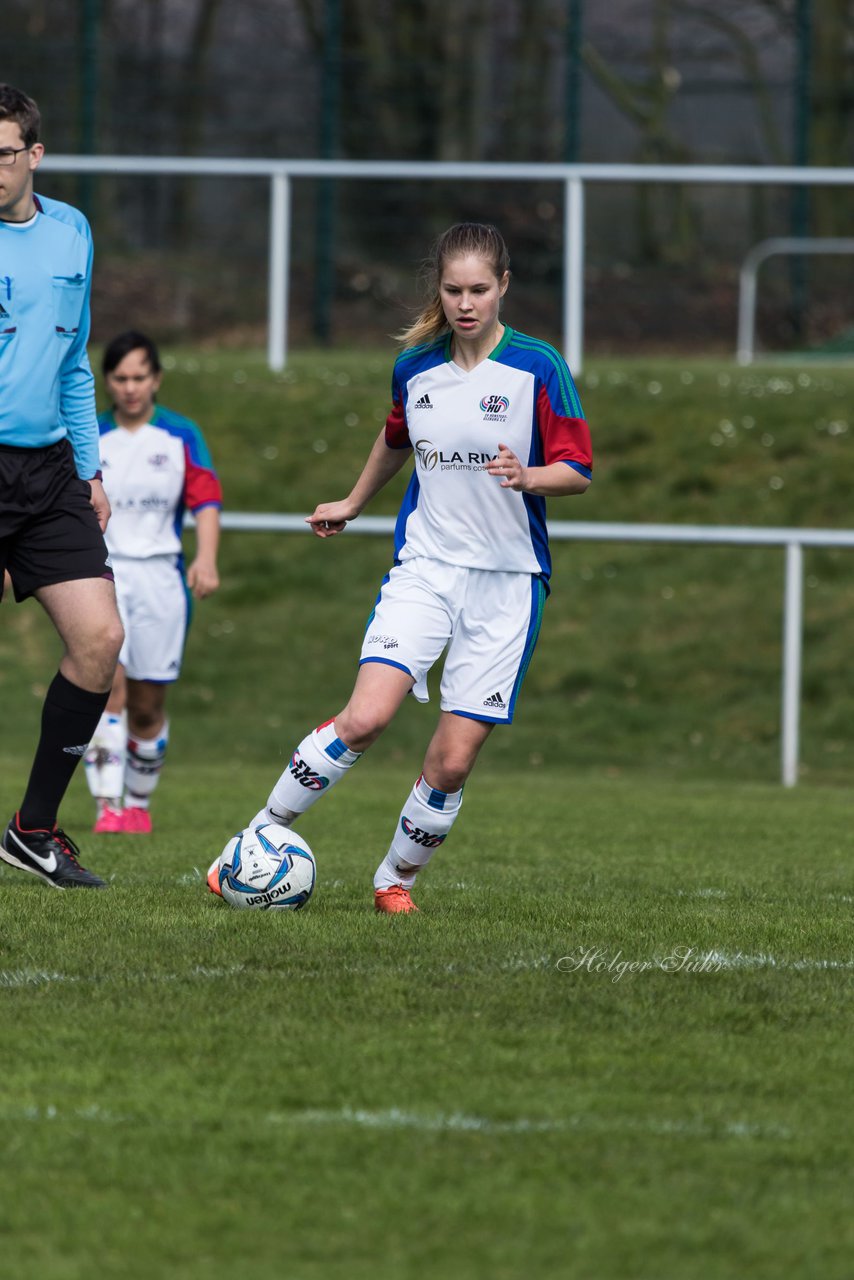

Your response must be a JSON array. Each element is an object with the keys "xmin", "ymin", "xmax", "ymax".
[
  {"xmin": 737, "ymin": 237, "xmax": 854, "ymax": 364},
  {"xmin": 211, "ymin": 512, "xmax": 854, "ymax": 788},
  {"xmin": 42, "ymin": 156, "xmax": 854, "ymax": 372}
]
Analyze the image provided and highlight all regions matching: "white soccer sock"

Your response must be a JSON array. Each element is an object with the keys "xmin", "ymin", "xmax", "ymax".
[
  {"xmin": 124, "ymin": 720, "xmax": 170, "ymax": 810},
  {"xmin": 256, "ymin": 720, "xmax": 362, "ymax": 827},
  {"xmin": 373, "ymin": 775, "xmax": 463, "ymax": 890},
  {"xmin": 83, "ymin": 711, "xmax": 127, "ymax": 806}
]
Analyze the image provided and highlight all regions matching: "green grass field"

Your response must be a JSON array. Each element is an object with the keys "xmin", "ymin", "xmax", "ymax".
[{"xmin": 2, "ymin": 351, "xmax": 854, "ymax": 1277}]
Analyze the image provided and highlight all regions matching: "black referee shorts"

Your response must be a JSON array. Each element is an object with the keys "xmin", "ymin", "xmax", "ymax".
[{"xmin": 0, "ymin": 439, "xmax": 113, "ymax": 603}]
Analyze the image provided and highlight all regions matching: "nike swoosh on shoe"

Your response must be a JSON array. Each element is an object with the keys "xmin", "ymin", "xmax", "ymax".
[{"xmin": 9, "ymin": 830, "xmax": 58, "ymax": 873}]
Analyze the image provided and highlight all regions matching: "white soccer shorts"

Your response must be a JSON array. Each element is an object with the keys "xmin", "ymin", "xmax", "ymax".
[
  {"xmin": 112, "ymin": 555, "xmax": 189, "ymax": 683},
  {"xmin": 359, "ymin": 556, "xmax": 547, "ymax": 723}
]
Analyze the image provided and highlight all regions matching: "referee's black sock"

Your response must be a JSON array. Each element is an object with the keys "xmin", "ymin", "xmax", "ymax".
[{"xmin": 19, "ymin": 672, "xmax": 110, "ymax": 830}]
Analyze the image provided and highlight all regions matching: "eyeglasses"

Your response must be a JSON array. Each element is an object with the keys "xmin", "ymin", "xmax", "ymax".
[{"xmin": 0, "ymin": 146, "xmax": 30, "ymax": 167}]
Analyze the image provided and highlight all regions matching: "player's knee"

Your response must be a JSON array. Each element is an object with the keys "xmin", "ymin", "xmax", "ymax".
[
  {"xmin": 100, "ymin": 613, "xmax": 125, "ymax": 666},
  {"xmin": 425, "ymin": 754, "xmax": 472, "ymax": 795},
  {"xmin": 131, "ymin": 708, "xmax": 162, "ymax": 737},
  {"xmin": 334, "ymin": 707, "xmax": 387, "ymax": 754},
  {"xmin": 111, "ymin": 616, "xmax": 125, "ymax": 658},
  {"xmin": 80, "ymin": 613, "xmax": 124, "ymax": 687}
]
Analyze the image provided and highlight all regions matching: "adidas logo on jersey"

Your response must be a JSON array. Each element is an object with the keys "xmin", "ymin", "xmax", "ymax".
[
  {"xmin": 483, "ymin": 691, "xmax": 506, "ymax": 710},
  {"xmin": 414, "ymin": 393, "xmax": 433, "ymax": 410}
]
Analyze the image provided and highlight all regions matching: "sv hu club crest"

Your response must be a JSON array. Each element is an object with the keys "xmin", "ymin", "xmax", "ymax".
[{"xmin": 480, "ymin": 394, "xmax": 510, "ymax": 415}]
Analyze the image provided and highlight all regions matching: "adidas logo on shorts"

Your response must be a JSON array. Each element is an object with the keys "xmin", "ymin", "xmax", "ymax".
[
  {"xmin": 483, "ymin": 691, "xmax": 506, "ymax": 710},
  {"xmin": 414, "ymin": 393, "xmax": 433, "ymax": 410}
]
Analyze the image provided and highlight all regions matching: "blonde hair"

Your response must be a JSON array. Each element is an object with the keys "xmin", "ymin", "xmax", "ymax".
[{"xmin": 397, "ymin": 222, "xmax": 511, "ymax": 349}]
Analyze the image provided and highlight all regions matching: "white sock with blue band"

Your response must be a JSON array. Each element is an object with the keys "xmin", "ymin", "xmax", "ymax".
[
  {"xmin": 252, "ymin": 719, "xmax": 362, "ymax": 828},
  {"xmin": 373, "ymin": 774, "xmax": 463, "ymax": 890}
]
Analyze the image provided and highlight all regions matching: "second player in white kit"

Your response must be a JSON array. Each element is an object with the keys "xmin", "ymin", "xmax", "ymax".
[
  {"xmin": 211, "ymin": 222, "xmax": 592, "ymax": 913},
  {"xmin": 84, "ymin": 331, "xmax": 222, "ymax": 834}
]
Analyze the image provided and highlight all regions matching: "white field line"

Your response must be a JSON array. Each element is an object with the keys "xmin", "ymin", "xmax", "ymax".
[
  {"xmin": 0, "ymin": 964, "xmax": 249, "ymax": 988},
  {"xmin": 2, "ymin": 948, "xmax": 853, "ymax": 989},
  {"xmin": 0, "ymin": 1102, "xmax": 792, "ymax": 1142},
  {"xmin": 711, "ymin": 951, "xmax": 854, "ymax": 971},
  {"xmin": 268, "ymin": 1107, "xmax": 793, "ymax": 1142}
]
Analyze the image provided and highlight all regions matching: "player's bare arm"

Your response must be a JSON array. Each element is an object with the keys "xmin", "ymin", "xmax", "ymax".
[
  {"xmin": 306, "ymin": 428, "xmax": 412, "ymax": 537},
  {"xmin": 187, "ymin": 506, "xmax": 221, "ymax": 598},
  {"xmin": 88, "ymin": 476, "xmax": 112, "ymax": 532},
  {"xmin": 485, "ymin": 443, "xmax": 591, "ymax": 497}
]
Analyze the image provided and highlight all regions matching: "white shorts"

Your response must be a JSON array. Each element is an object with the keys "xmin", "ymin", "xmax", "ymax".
[
  {"xmin": 359, "ymin": 556, "xmax": 547, "ymax": 723},
  {"xmin": 112, "ymin": 555, "xmax": 189, "ymax": 683}
]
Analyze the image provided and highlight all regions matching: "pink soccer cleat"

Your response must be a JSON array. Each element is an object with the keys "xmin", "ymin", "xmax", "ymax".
[
  {"xmin": 122, "ymin": 807, "xmax": 153, "ymax": 834},
  {"xmin": 374, "ymin": 885, "xmax": 419, "ymax": 914},
  {"xmin": 93, "ymin": 806, "xmax": 126, "ymax": 834}
]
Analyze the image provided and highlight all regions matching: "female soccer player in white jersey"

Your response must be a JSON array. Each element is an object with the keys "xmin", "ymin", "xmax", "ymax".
[
  {"xmin": 84, "ymin": 331, "xmax": 223, "ymax": 833},
  {"xmin": 212, "ymin": 222, "xmax": 592, "ymax": 911}
]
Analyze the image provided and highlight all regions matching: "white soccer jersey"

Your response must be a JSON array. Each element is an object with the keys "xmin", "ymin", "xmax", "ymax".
[
  {"xmin": 385, "ymin": 326, "xmax": 592, "ymax": 580},
  {"xmin": 97, "ymin": 406, "xmax": 222, "ymax": 560}
]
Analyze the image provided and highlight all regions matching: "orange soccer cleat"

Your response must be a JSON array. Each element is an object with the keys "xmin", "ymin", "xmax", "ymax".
[
  {"xmin": 206, "ymin": 857, "xmax": 223, "ymax": 897},
  {"xmin": 374, "ymin": 884, "xmax": 419, "ymax": 914}
]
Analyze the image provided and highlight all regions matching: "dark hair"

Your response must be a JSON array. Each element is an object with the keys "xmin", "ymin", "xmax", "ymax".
[
  {"xmin": 0, "ymin": 84, "xmax": 41, "ymax": 149},
  {"xmin": 102, "ymin": 330, "xmax": 162, "ymax": 377},
  {"xmin": 397, "ymin": 222, "xmax": 511, "ymax": 349}
]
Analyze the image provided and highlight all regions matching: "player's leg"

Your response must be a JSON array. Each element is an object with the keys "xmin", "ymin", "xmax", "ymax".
[
  {"xmin": 211, "ymin": 560, "xmax": 453, "ymax": 900},
  {"xmin": 122, "ymin": 679, "xmax": 169, "ymax": 832},
  {"xmin": 373, "ymin": 713, "xmax": 493, "ymax": 912},
  {"xmin": 113, "ymin": 556, "xmax": 186, "ymax": 833},
  {"xmin": 84, "ymin": 664, "xmax": 129, "ymax": 831},
  {"xmin": 0, "ymin": 445, "xmax": 122, "ymax": 888},
  {"xmin": 249, "ymin": 661, "xmax": 415, "ymax": 829},
  {"xmin": 1, "ymin": 576, "xmax": 123, "ymax": 890},
  {"xmin": 374, "ymin": 568, "xmax": 545, "ymax": 913},
  {"xmin": 21, "ymin": 576, "xmax": 124, "ymax": 828},
  {"xmin": 247, "ymin": 559, "xmax": 452, "ymax": 831},
  {"xmin": 208, "ymin": 663, "xmax": 415, "ymax": 897}
]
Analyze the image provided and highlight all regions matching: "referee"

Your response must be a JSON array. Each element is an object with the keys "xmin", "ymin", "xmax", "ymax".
[{"xmin": 0, "ymin": 84, "xmax": 124, "ymax": 890}]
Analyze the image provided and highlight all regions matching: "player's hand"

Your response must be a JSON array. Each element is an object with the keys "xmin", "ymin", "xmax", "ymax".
[
  {"xmin": 187, "ymin": 559, "xmax": 220, "ymax": 599},
  {"xmin": 88, "ymin": 477, "xmax": 112, "ymax": 531},
  {"xmin": 306, "ymin": 501, "xmax": 355, "ymax": 538},
  {"xmin": 486, "ymin": 443, "xmax": 527, "ymax": 491}
]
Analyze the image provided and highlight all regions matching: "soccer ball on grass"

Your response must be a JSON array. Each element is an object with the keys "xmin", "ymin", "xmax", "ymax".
[{"xmin": 216, "ymin": 824, "xmax": 316, "ymax": 911}]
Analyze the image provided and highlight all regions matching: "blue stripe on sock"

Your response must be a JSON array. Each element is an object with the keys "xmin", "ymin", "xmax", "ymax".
[{"xmin": 324, "ymin": 737, "xmax": 350, "ymax": 762}]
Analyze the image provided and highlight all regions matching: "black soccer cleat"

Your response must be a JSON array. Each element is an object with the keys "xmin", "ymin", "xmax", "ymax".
[{"xmin": 0, "ymin": 814, "xmax": 108, "ymax": 889}]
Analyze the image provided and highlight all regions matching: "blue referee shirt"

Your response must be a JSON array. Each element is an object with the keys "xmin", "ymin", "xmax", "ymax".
[{"xmin": 0, "ymin": 193, "xmax": 100, "ymax": 480}]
